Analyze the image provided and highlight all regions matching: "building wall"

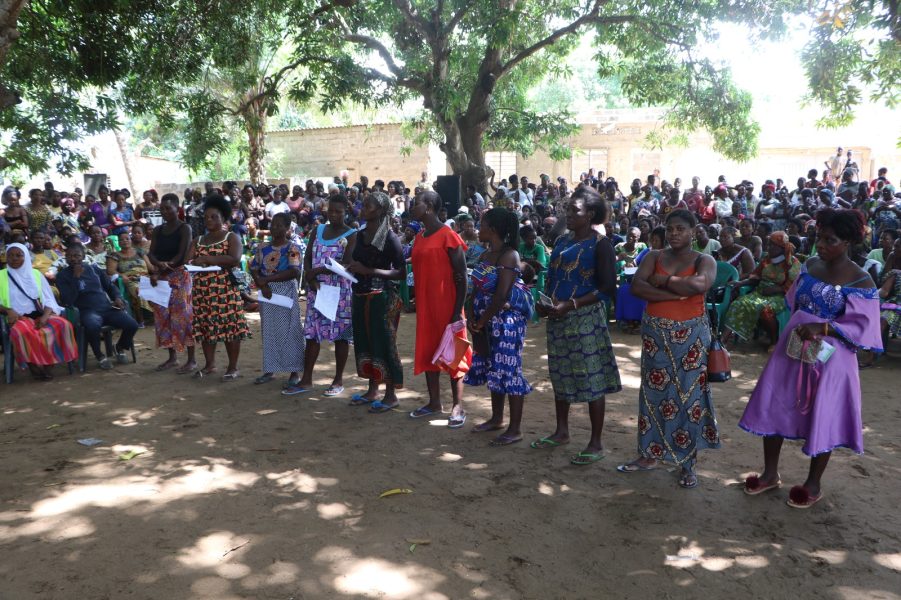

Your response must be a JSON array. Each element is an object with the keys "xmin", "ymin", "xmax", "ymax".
[{"xmin": 266, "ymin": 124, "xmax": 432, "ymax": 187}]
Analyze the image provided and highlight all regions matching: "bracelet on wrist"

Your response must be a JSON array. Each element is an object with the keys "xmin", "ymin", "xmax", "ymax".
[{"xmin": 571, "ymin": 297, "xmax": 578, "ymax": 310}]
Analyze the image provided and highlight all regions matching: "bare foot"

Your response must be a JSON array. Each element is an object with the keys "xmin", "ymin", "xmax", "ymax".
[{"xmin": 156, "ymin": 359, "xmax": 178, "ymax": 372}]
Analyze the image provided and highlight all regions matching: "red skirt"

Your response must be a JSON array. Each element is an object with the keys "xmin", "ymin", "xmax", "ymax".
[{"xmin": 10, "ymin": 315, "xmax": 78, "ymax": 367}]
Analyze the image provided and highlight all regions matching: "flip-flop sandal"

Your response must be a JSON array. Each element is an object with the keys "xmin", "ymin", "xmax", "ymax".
[
  {"xmin": 281, "ymin": 384, "xmax": 310, "ymax": 396},
  {"xmin": 221, "ymin": 371, "xmax": 242, "ymax": 382},
  {"xmin": 323, "ymin": 385, "xmax": 345, "ymax": 397},
  {"xmin": 679, "ymin": 471, "xmax": 699, "ymax": 489},
  {"xmin": 447, "ymin": 413, "xmax": 467, "ymax": 429},
  {"xmin": 489, "ymin": 434, "xmax": 523, "ymax": 447},
  {"xmin": 472, "ymin": 422, "xmax": 504, "ymax": 433},
  {"xmin": 254, "ymin": 374, "xmax": 275, "ymax": 385},
  {"xmin": 529, "ymin": 437, "xmax": 568, "ymax": 449},
  {"xmin": 743, "ymin": 475, "xmax": 782, "ymax": 496},
  {"xmin": 616, "ymin": 461, "xmax": 658, "ymax": 473},
  {"xmin": 368, "ymin": 400, "xmax": 399, "ymax": 414},
  {"xmin": 155, "ymin": 362, "xmax": 178, "ymax": 372},
  {"xmin": 350, "ymin": 393, "xmax": 375, "ymax": 406},
  {"xmin": 571, "ymin": 451, "xmax": 605, "ymax": 466},
  {"xmin": 176, "ymin": 364, "xmax": 196, "ymax": 375},
  {"xmin": 786, "ymin": 485, "xmax": 823, "ymax": 509},
  {"xmin": 409, "ymin": 406, "xmax": 443, "ymax": 419},
  {"xmin": 282, "ymin": 377, "xmax": 301, "ymax": 389}
]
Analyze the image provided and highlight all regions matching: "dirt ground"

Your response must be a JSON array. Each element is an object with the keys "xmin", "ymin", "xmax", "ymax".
[{"xmin": 1, "ymin": 305, "xmax": 900, "ymax": 600}]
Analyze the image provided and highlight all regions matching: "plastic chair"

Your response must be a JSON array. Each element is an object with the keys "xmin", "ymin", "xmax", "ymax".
[
  {"xmin": 1, "ymin": 314, "xmax": 76, "ymax": 384},
  {"xmin": 706, "ymin": 262, "xmax": 740, "ymax": 335},
  {"xmin": 65, "ymin": 307, "xmax": 137, "ymax": 372}
]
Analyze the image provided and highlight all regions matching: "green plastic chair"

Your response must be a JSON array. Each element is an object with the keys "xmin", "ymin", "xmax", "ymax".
[{"xmin": 707, "ymin": 261, "xmax": 739, "ymax": 334}]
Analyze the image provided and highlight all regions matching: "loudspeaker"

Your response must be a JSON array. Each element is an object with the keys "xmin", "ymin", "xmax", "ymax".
[
  {"xmin": 435, "ymin": 175, "xmax": 461, "ymax": 217},
  {"xmin": 83, "ymin": 174, "xmax": 109, "ymax": 198}
]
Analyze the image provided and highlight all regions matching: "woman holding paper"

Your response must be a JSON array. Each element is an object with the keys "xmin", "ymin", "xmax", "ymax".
[
  {"xmin": 250, "ymin": 212, "xmax": 304, "ymax": 387},
  {"xmin": 740, "ymin": 209, "xmax": 882, "ymax": 508},
  {"xmin": 286, "ymin": 194, "xmax": 356, "ymax": 396},
  {"xmin": 149, "ymin": 194, "xmax": 196, "ymax": 373},
  {"xmin": 185, "ymin": 195, "xmax": 248, "ymax": 381},
  {"xmin": 408, "ymin": 190, "xmax": 470, "ymax": 427},
  {"xmin": 345, "ymin": 191, "xmax": 406, "ymax": 411}
]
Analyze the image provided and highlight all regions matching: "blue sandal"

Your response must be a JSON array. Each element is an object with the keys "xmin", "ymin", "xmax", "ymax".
[
  {"xmin": 369, "ymin": 400, "xmax": 399, "ymax": 414},
  {"xmin": 409, "ymin": 406, "xmax": 442, "ymax": 419}
]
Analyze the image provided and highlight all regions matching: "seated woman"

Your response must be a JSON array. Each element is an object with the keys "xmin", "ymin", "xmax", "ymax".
[
  {"xmin": 0, "ymin": 243, "xmax": 77, "ymax": 380},
  {"xmin": 131, "ymin": 223, "xmax": 152, "ymax": 253},
  {"xmin": 860, "ymin": 236, "xmax": 901, "ymax": 367},
  {"xmin": 616, "ymin": 226, "xmax": 665, "ymax": 332},
  {"xmin": 723, "ymin": 231, "xmax": 802, "ymax": 348},
  {"xmin": 717, "ymin": 226, "xmax": 755, "ymax": 279},
  {"xmin": 106, "ymin": 231, "xmax": 153, "ymax": 327},
  {"xmin": 29, "ymin": 231, "xmax": 62, "ymax": 280},
  {"xmin": 56, "ymin": 243, "xmax": 139, "ymax": 370},
  {"xmin": 615, "ymin": 227, "xmax": 647, "ymax": 270}
]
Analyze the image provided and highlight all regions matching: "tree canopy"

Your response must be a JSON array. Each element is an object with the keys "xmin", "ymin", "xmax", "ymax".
[{"xmin": 1, "ymin": 0, "xmax": 898, "ymax": 184}]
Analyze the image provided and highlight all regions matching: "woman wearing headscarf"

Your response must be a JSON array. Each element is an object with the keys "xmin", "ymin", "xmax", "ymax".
[
  {"xmin": 345, "ymin": 191, "xmax": 406, "ymax": 412},
  {"xmin": 0, "ymin": 243, "xmax": 77, "ymax": 380},
  {"xmin": 723, "ymin": 231, "xmax": 802, "ymax": 347}
]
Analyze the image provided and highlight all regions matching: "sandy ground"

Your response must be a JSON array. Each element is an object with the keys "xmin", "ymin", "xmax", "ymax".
[{"xmin": 1, "ymin": 304, "xmax": 901, "ymax": 600}]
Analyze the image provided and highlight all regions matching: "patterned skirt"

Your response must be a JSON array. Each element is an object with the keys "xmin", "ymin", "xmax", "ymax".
[
  {"xmin": 882, "ymin": 303, "xmax": 901, "ymax": 337},
  {"xmin": 547, "ymin": 303, "xmax": 621, "ymax": 403},
  {"xmin": 191, "ymin": 271, "xmax": 248, "ymax": 344},
  {"xmin": 352, "ymin": 290, "xmax": 403, "ymax": 387},
  {"xmin": 724, "ymin": 291, "xmax": 787, "ymax": 341},
  {"xmin": 153, "ymin": 269, "xmax": 195, "ymax": 352},
  {"xmin": 637, "ymin": 314, "xmax": 720, "ymax": 465},
  {"xmin": 9, "ymin": 315, "xmax": 78, "ymax": 367},
  {"xmin": 464, "ymin": 307, "xmax": 531, "ymax": 396},
  {"xmin": 260, "ymin": 279, "xmax": 304, "ymax": 373}
]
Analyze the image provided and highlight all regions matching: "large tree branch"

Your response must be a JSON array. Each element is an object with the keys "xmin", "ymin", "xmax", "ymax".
[
  {"xmin": 445, "ymin": 0, "xmax": 476, "ymax": 34},
  {"xmin": 500, "ymin": 3, "xmax": 640, "ymax": 77},
  {"xmin": 391, "ymin": 0, "xmax": 431, "ymax": 37}
]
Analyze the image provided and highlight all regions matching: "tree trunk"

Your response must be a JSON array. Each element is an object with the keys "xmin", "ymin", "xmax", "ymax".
[
  {"xmin": 114, "ymin": 127, "xmax": 138, "ymax": 195},
  {"xmin": 439, "ymin": 113, "xmax": 492, "ymax": 194},
  {"xmin": 243, "ymin": 96, "xmax": 269, "ymax": 185},
  {"xmin": 0, "ymin": 0, "xmax": 27, "ymax": 110}
]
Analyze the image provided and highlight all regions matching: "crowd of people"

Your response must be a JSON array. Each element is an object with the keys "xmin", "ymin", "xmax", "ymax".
[{"xmin": 0, "ymin": 147, "xmax": 898, "ymax": 507}]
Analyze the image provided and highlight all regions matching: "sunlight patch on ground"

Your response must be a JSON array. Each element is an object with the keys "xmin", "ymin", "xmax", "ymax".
[
  {"xmin": 177, "ymin": 531, "xmax": 252, "ymax": 569},
  {"xmin": 317, "ymin": 502, "xmax": 352, "ymax": 520},
  {"xmin": 315, "ymin": 546, "xmax": 448, "ymax": 599},
  {"xmin": 805, "ymin": 549, "xmax": 848, "ymax": 565},
  {"xmin": 873, "ymin": 553, "xmax": 901, "ymax": 572},
  {"xmin": 836, "ymin": 587, "xmax": 901, "ymax": 600},
  {"xmin": 438, "ymin": 452, "xmax": 462, "ymax": 462}
]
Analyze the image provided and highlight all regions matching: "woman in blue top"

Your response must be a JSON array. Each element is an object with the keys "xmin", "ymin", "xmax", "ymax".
[
  {"xmin": 109, "ymin": 191, "xmax": 136, "ymax": 236},
  {"xmin": 532, "ymin": 187, "xmax": 621, "ymax": 465},
  {"xmin": 465, "ymin": 208, "xmax": 534, "ymax": 446}
]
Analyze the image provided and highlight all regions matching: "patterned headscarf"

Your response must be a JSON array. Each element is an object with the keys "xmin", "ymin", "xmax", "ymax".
[
  {"xmin": 769, "ymin": 230, "xmax": 795, "ymax": 262},
  {"xmin": 368, "ymin": 191, "xmax": 394, "ymax": 251}
]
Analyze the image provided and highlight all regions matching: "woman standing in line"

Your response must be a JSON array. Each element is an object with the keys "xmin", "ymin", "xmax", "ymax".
[
  {"xmin": 285, "ymin": 194, "xmax": 356, "ymax": 396},
  {"xmin": 408, "ymin": 190, "xmax": 469, "ymax": 427},
  {"xmin": 148, "ymin": 193, "xmax": 196, "ymax": 373},
  {"xmin": 250, "ymin": 212, "xmax": 304, "ymax": 388},
  {"xmin": 345, "ymin": 191, "xmax": 406, "ymax": 412},
  {"xmin": 186, "ymin": 195, "xmax": 248, "ymax": 380},
  {"xmin": 466, "ymin": 208, "xmax": 534, "ymax": 446},
  {"xmin": 741, "ymin": 209, "xmax": 882, "ymax": 508},
  {"xmin": 531, "ymin": 186, "xmax": 620, "ymax": 465},
  {"xmin": 617, "ymin": 209, "xmax": 719, "ymax": 488}
]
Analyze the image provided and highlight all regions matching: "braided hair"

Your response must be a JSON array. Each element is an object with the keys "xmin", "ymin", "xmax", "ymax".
[{"xmin": 482, "ymin": 207, "xmax": 520, "ymax": 250}]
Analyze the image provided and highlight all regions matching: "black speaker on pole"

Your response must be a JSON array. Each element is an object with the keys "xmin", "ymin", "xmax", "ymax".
[{"xmin": 435, "ymin": 175, "xmax": 461, "ymax": 217}]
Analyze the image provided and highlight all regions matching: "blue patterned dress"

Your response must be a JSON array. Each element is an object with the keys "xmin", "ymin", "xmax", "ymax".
[
  {"xmin": 251, "ymin": 242, "xmax": 305, "ymax": 373},
  {"xmin": 463, "ymin": 262, "xmax": 533, "ymax": 395},
  {"xmin": 545, "ymin": 233, "xmax": 621, "ymax": 403}
]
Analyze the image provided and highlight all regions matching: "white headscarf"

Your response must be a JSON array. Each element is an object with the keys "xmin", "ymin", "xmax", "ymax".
[{"xmin": 4, "ymin": 242, "xmax": 62, "ymax": 315}]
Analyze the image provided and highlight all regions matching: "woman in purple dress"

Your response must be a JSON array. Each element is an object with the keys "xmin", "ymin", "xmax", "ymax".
[{"xmin": 740, "ymin": 209, "xmax": 882, "ymax": 509}]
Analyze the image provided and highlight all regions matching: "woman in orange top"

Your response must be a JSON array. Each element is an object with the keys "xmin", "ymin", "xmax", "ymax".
[
  {"xmin": 409, "ymin": 191, "xmax": 470, "ymax": 427},
  {"xmin": 617, "ymin": 209, "xmax": 719, "ymax": 489}
]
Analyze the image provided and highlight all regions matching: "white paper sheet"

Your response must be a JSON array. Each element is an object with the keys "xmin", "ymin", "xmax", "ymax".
[
  {"xmin": 258, "ymin": 293, "xmax": 294, "ymax": 309},
  {"xmin": 313, "ymin": 284, "xmax": 341, "ymax": 321},
  {"xmin": 138, "ymin": 276, "xmax": 172, "ymax": 308},
  {"xmin": 623, "ymin": 267, "xmax": 638, "ymax": 276},
  {"xmin": 325, "ymin": 257, "xmax": 358, "ymax": 283},
  {"xmin": 185, "ymin": 264, "xmax": 222, "ymax": 273}
]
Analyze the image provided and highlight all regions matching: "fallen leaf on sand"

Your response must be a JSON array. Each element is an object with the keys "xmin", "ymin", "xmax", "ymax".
[
  {"xmin": 119, "ymin": 450, "xmax": 145, "ymax": 461},
  {"xmin": 256, "ymin": 409, "xmax": 277, "ymax": 415},
  {"xmin": 379, "ymin": 488, "xmax": 413, "ymax": 498}
]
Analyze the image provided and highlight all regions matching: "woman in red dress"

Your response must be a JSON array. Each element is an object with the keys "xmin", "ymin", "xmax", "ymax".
[{"xmin": 409, "ymin": 191, "xmax": 470, "ymax": 427}]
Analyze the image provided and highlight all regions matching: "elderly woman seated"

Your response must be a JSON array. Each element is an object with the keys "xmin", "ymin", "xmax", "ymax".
[
  {"xmin": 723, "ymin": 231, "xmax": 802, "ymax": 348},
  {"xmin": 56, "ymin": 243, "xmax": 139, "ymax": 370},
  {"xmin": 0, "ymin": 243, "xmax": 77, "ymax": 380}
]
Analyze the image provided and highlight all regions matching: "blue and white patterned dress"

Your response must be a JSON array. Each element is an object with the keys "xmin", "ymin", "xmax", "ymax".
[{"xmin": 463, "ymin": 261, "xmax": 533, "ymax": 395}]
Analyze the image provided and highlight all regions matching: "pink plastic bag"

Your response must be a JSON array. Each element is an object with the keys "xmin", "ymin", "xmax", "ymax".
[{"xmin": 431, "ymin": 320, "xmax": 472, "ymax": 377}]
